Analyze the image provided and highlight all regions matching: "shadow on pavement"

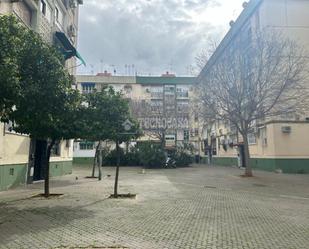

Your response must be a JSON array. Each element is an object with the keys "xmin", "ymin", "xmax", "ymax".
[{"xmin": 0, "ymin": 204, "xmax": 95, "ymax": 245}]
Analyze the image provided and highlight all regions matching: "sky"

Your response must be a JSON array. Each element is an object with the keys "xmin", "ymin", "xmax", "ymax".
[{"xmin": 77, "ymin": 0, "xmax": 244, "ymax": 76}]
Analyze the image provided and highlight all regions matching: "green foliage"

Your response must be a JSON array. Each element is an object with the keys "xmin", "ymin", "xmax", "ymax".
[
  {"xmin": 171, "ymin": 151, "xmax": 194, "ymax": 167},
  {"xmin": 0, "ymin": 15, "xmax": 27, "ymax": 120},
  {"xmin": 80, "ymin": 88, "xmax": 140, "ymax": 143},
  {"xmin": 103, "ymin": 147, "xmax": 125, "ymax": 166},
  {"xmin": 103, "ymin": 147, "xmax": 141, "ymax": 166},
  {"xmin": 9, "ymin": 27, "xmax": 79, "ymax": 141},
  {"xmin": 169, "ymin": 144, "xmax": 194, "ymax": 167},
  {"xmin": 0, "ymin": 15, "xmax": 80, "ymax": 141},
  {"xmin": 138, "ymin": 142, "xmax": 166, "ymax": 168}
]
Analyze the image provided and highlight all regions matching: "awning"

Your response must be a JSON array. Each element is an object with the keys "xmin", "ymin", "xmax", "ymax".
[{"xmin": 55, "ymin": 31, "xmax": 86, "ymax": 66}]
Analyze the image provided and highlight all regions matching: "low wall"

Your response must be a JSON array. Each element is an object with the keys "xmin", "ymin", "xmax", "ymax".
[
  {"xmin": 208, "ymin": 156, "xmax": 309, "ymax": 174},
  {"xmin": 0, "ymin": 160, "xmax": 73, "ymax": 191},
  {"xmin": 73, "ymin": 157, "xmax": 93, "ymax": 165}
]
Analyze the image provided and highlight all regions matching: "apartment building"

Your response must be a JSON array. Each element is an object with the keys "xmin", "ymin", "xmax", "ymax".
[
  {"xmin": 73, "ymin": 73, "xmax": 206, "ymax": 164},
  {"xmin": 0, "ymin": 0, "xmax": 83, "ymax": 190},
  {"xmin": 198, "ymin": 0, "xmax": 309, "ymax": 173}
]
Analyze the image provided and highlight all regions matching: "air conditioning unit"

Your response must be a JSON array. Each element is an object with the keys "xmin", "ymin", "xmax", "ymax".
[{"xmin": 281, "ymin": 126, "xmax": 291, "ymax": 134}]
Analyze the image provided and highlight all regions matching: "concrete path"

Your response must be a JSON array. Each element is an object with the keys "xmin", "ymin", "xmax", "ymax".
[{"xmin": 0, "ymin": 165, "xmax": 308, "ymax": 249}]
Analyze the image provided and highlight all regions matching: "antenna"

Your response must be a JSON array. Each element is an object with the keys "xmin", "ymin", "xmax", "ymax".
[
  {"xmin": 90, "ymin": 64, "xmax": 94, "ymax": 75},
  {"xmin": 100, "ymin": 59, "xmax": 103, "ymax": 73},
  {"xmin": 125, "ymin": 64, "xmax": 128, "ymax": 75}
]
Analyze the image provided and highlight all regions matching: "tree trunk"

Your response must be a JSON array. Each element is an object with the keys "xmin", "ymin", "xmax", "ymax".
[
  {"xmin": 125, "ymin": 141, "xmax": 129, "ymax": 154},
  {"xmin": 92, "ymin": 142, "xmax": 100, "ymax": 177},
  {"xmin": 97, "ymin": 141, "xmax": 102, "ymax": 181},
  {"xmin": 44, "ymin": 139, "xmax": 55, "ymax": 197},
  {"xmin": 114, "ymin": 140, "xmax": 120, "ymax": 198},
  {"xmin": 242, "ymin": 134, "xmax": 253, "ymax": 177}
]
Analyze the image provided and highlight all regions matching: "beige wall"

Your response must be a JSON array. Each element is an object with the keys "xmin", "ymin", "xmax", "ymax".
[
  {"xmin": 0, "ymin": 124, "xmax": 30, "ymax": 165},
  {"xmin": 271, "ymin": 122, "xmax": 309, "ymax": 157},
  {"xmin": 214, "ymin": 121, "xmax": 309, "ymax": 159},
  {"xmin": 259, "ymin": 0, "xmax": 309, "ymax": 49}
]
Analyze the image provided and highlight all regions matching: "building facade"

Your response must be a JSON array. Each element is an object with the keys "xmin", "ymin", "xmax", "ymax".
[
  {"xmin": 0, "ymin": 0, "xmax": 83, "ymax": 190},
  {"xmin": 73, "ymin": 73, "xmax": 206, "ymax": 164},
  {"xmin": 198, "ymin": 0, "xmax": 309, "ymax": 173}
]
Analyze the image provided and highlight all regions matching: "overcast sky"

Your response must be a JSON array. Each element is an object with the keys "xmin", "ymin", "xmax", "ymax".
[{"xmin": 77, "ymin": 0, "xmax": 244, "ymax": 76}]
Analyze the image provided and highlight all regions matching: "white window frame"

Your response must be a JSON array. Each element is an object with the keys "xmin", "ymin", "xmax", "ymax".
[
  {"xmin": 248, "ymin": 133, "xmax": 257, "ymax": 145},
  {"xmin": 41, "ymin": 0, "xmax": 52, "ymax": 23}
]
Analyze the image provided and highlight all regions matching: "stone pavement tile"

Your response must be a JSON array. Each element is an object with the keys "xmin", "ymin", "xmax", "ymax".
[{"xmin": 0, "ymin": 165, "xmax": 308, "ymax": 249}]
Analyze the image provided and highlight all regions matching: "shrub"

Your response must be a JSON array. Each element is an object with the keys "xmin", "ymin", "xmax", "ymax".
[
  {"xmin": 103, "ymin": 147, "xmax": 125, "ymax": 166},
  {"xmin": 138, "ymin": 142, "xmax": 166, "ymax": 168},
  {"xmin": 102, "ymin": 145, "xmax": 144, "ymax": 167},
  {"xmin": 174, "ymin": 151, "xmax": 194, "ymax": 167},
  {"xmin": 123, "ymin": 147, "xmax": 141, "ymax": 166}
]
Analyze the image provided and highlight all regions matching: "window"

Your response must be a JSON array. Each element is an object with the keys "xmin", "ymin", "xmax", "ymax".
[
  {"xmin": 260, "ymin": 127, "xmax": 267, "ymax": 146},
  {"xmin": 248, "ymin": 133, "xmax": 257, "ymax": 145},
  {"xmin": 194, "ymin": 128, "xmax": 199, "ymax": 137},
  {"xmin": 164, "ymin": 85, "xmax": 175, "ymax": 95},
  {"xmin": 165, "ymin": 135, "xmax": 176, "ymax": 147},
  {"xmin": 4, "ymin": 120, "xmax": 14, "ymax": 133},
  {"xmin": 184, "ymin": 130, "xmax": 189, "ymax": 141},
  {"xmin": 177, "ymin": 100, "xmax": 189, "ymax": 113},
  {"xmin": 41, "ymin": 0, "xmax": 46, "ymax": 15},
  {"xmin": 55, "ymin": 5, "xmax": 64, "ymax": 27},
  {"xmin": 165, "ymin": 105, "xmax": 175, "ymax": 112},
  {"xmin": 150, "ymin": 86, "xmax": 163, "ymax": 99},
  {"xmin": 9, "ymin": 168, "xmax": 15, "ymax": 176},
  {"xmin": 176, "ymin": 86, "xmax": 189, "ymax": 98},
  {"xmin": 41, "ymin": 0, "xmax": 52, "ymax": 22},
  {"xmin": 79, "ymin": 141, "xmax": 94, "ymax": 150},
  {"xmin": 51, "ymin": 141, "xmax": 61, "ymax": 156},
  {"xmin": 150, "ymin": 100, "xmax": 163, "ymax": 113},
  {"xmin": 81, "ymin": 83, "xmax": 95, "ymax": 93}
]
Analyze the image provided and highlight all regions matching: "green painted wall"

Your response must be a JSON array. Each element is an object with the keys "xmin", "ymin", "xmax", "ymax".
[
  {"xmin": 250, "ymin": 158, "xmax": 309, "ymax": 174},
  {"xmin": 200, "ymin": 156, "xmax": 208, "ymax": 164},
  {"xmin": 212, "ymin": 157, "xmax": 238, "ymax": 166},
  {"xmin": 210, "ymin": 156, "xmax": 309, "ymax": 174},
  {"xmin": 0, "ymin": 160, "xmax": 73, "ymax": 191},
  {"xmin": 50, "ymin": 161, "xmax": 73, "ymax": 177},
  {"xmin": 73, "ymin": 157, "xmax": 93, "ymax": 165},
  {"xmin": 0, "ymin": 164, "xmax": 27, "ymax": 191}
]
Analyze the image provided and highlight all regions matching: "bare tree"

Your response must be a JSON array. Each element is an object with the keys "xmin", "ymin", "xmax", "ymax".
[
  {"xmin": 197, "ymin": 31, "xmax": 309, "ymax": 176},
  {"xmin": 190, "ymin": 37, "xmax": 220, "ymax": 75},
  {"xmin": 129, "ymin": 99, "xmax": 167, "ymax": 146}
]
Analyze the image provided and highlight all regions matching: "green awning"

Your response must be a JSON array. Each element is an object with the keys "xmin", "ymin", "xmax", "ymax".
[
  {"xmin": 75, "ymin": 51, "xmax": 86, "ymax": 66},
  {"xmin": 55, "ymin": 31, "xmax": 86, "ymax": 66}
]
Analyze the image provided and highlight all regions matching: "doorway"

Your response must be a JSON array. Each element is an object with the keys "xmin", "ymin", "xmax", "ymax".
[
  {"xmin": 33, "ymin": 140, "xmax": 47, "ymax": 181},
  {"xmin": 237, "ymin": 144, "xmax": 245, "ymax": 168}
]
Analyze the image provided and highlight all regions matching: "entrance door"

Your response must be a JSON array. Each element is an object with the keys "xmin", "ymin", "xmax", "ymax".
[
  {"xmin": 33, "ymin": 140, "xmax": 47, "ymax": 181},
  {"xmin": 238, "ymin": 144, "xmax": 245, "ymax": 168}
]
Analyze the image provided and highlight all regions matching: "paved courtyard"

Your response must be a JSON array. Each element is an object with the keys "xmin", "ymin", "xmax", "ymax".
[{"xmin": 0, "ymin": 164, "xmax": 308, "ymax": 249}]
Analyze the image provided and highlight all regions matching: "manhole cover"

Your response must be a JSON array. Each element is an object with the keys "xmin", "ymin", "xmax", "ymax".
[
  {"xmin": 56, "ymin": 247, "xmax": 128, "ymax": 249},
  {"xmin": 253, "ymin": 183, "xmax": 267, "ymax": 187},
  {"xmin": 204, "ymin": 186, "xmax": 216, "ymax": 189}
]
